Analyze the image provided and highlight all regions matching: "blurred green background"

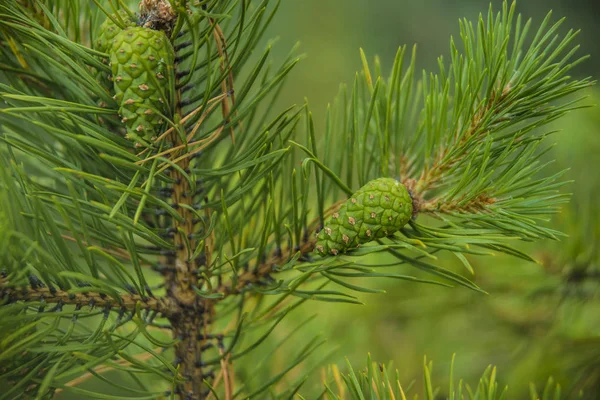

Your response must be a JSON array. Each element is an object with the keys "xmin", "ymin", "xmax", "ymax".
[
  {"xmin": 249, "ymin": 0, "xmax": 600, "ymax": 398},
  {"xmin": 266, "ymin": 0, "xmax": 599, "ymax": 125}
]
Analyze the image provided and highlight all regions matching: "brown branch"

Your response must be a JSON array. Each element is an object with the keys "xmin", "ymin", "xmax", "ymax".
[
  {"xmin": 218, "ymin": 348, "xmax": 233, "ymax": 400},
  {"xmin": 135, "ymin": 93, "xmax": 227, "ymax": 159},
  {"xmin": 205, "ymin": 368, "xmax": 225, "ymax": 400},
  {"xmin": 0, "ymin": 280, "xmax": 179, "ymax": 317},
  {"xmin": 210, "ymin": 20, "xmax": 238, "ymax": 144},
  {"xmin": 155, "ymin": 4, "xmax": 219, "ymax": 398},
  {"xmin": 212, "ymin": 201, "xmax": 340, "ymax": 298},
  {"xmin": 205, "ymin": 311, "xmax": 239, "ymax": 400},
  {"xmin": 137, "ymin": 95, "xmax": 226, "ymax": 166},
  {"xmin": 419, "ymin": 193, "xmax": 497, "ymax": 214},
  {"xmin": 414, "ymin": 85, "xmax": 510, "ymax": 196},
  {"xmin": 415, "ymin": 114, "xmax": 486, "ymax": 194},
  {"xmin": 211, "ymin": 22, "xmax": 235, "ymax": 144},
  {"xmin": 215, "ymin": 239, "xmax": 316, "ymax": 298},
  {"xmin": 213, "ymin": 198, "xmax": 348, "ymax": 298}
]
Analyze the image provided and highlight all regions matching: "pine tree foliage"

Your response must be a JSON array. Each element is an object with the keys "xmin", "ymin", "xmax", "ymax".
[
  {"xmin": 322, "ymin": 355, "xmax": 571, "ymax": 400},
  {"xmin": 342, "ymin": 120, "xmax": 600, "ymax": 399},
  {"xmin": 309, "ymin": 1, "xmax": 593, "ymax": 280},
  {"xmin": 0, "ymin": 1, "xmax": 593, "ymax": 399},
  {"xmin": 474, "ymin": 170, "xmax": 600, "ymax": 398}
]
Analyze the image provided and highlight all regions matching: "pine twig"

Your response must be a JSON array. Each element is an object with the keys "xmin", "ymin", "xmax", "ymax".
[
  {"xmin": 0, "ymin": 279, "xmax": 179, "ymax": 317},
  {"xmin": 414, "ymin": 85, "xmax": 511, "ymax": 197},
  {"xmin": 419, "ymin": 193, "xmax": 497, "ymax": 214},
  {"xmin": 218, "ymin": 347, "xmax": 233, "ymax": 400},
  {"xmin": 213, "ymin": 198, "xmax": 349, "ymax": 297},
  {"xmin": 210, "ymin": 20, "xmax": 236, "ymax": 143},
  {"xmin": 215, "ymin": 238, "xmax": 315, "ymax": 297}
]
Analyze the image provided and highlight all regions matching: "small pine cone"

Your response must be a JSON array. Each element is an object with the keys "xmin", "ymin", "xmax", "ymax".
[
  {"xmin": 315, "ymin": 178, "xmax": 414, "ymax": 257},
  {"xmin": 94, "ymin": 12, "xmax": 136, "ymax": 95},
  {"xmin": 95, "ymin": 11, "xmax": 136, "ymax": 53},
  {"xmin": 110, "ymin": 26, "xmax": 174, "ymax": 146}
]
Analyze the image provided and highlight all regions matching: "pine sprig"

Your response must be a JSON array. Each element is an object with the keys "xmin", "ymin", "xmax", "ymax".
[
  {"xmin": 1, "ymin": 0, "xmax": 303, "ymax": 397},
  {"xmin": 306, "ymin": 1, "xmax": 593, "ymax": 273},
  {"xmin": 0, "ymin": 277, "xmax": 178, "ymax": 316}
]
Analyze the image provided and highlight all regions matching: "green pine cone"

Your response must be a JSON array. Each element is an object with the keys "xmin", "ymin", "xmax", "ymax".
[
  {"xmin": 94, "ymin": 12, "xmax": 136, "ymax": 91},
  {"xmin": 110, "ymin": 26, "xmax": 174, "ymax": 146},
  {"xmin": 95, "ymin": 12, "xmax": 136, "ymax": 53},
  {"xmin": 315, "ymin": 178, "xmax": 414, "ymax": 256}
]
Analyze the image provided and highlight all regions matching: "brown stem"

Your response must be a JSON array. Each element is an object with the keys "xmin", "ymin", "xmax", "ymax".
[
  {"xmin": 158, "ymin": 12, "xmax": 227, "ymax": 400},
  {"xmin": 211, "ymin": 21, "xmax": 235, "ymax": 143},
  {"xmin": 0, "ymin": 282, "xmax": 178, "ymax": 317},
  {"xmin": 218, "ymin": 348, "xmax": 233, "ymax": 400},
  {"xmin": 162, "ymin": 17, "xmax": 241, "ymax": 399},
  {"xmin": 164, "ymin": 82, "xmax": 207, "ymax": 400},
  {"xmin": 216, "ymin": 235, "xmax": 316, "ymax": 298},
  {"xmin": 135, "ymin": 93, "xmax": 227, "ymax": 159},
  {"xmin": 419, "ymin": 193, "xmax": 496, "ymax": 214},
  {"xmin": 213, "ymin": 199, "xmax": 346, "ymax": 298},
  {"xmin": 133, "ymin": 6, "xmax": 242, "ymax": 399},
  {"xmin": 414, "ymin": 85, "xmax": 509, "ymax": 197}
]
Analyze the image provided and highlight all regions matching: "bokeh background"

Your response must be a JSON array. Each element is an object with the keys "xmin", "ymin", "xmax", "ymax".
[
  {"xmin": 249, "ymin": 0, "xmax": 600, "ymax": 398},
  {"xmin": 266, "ymin": 0, "xmax": 600, "ymax": 126}
]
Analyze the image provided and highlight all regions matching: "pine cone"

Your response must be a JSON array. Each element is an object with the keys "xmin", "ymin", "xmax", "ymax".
[
  {"xmin": 94, "ymin": 12, "xmax": 136, "ymax": 97},
  {"xmin": 96, "ymin": 12, "xmax": 137, "ymax": 52},
  {"xmin": 110, "ymin": 26, "xmax": 174, "ymax": 147},
  {"xmin": 315, "ymin": 178, "xmax": 413, "ymax": 256}
]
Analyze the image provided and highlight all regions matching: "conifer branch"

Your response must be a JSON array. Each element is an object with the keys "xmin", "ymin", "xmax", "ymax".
[
  {"xmin": 215, "ymin": 239, "xmax": 316, "ymax": 297},
  {"xmin": 210, "ymin": 20, "xmax": 236, "ymax": 142},
  {"xmin": 419, "ymin": 193, "xmax": 497, "ymax": 214},
  {"xmin": 158, "ymin": 2, "xmax": 212, "ymax": 396},
  {"xmin": 325, "ymin": 354, "xmax": 565, "ymax": 400},
  {"xmin": 212, "ymin": 202, "xmax": 346, "ymax": 298},
  {"xmin": 412, "ymin": 85, "xmax": 511, "ymax": 197},
  {"xmin": 0, "ymin": 279, "xmax": 179, "ymax": 316}
]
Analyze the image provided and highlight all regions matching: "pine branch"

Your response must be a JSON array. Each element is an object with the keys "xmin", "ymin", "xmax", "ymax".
[
  {"xmin": 307, "ymin": 1, "xmax": 593, "ymax": 274},
  {"xmin": 419, "ymin": 192, "xmax": 497, "ymax": 214},
  {"xmin": 0, "ymin": 278, "xmax": 178, "ymax": 317},
  {"xmin": 413, "ymin": 86, "xmax": 510, "ymax": 195},
  {"xmin": 215, "ymin": 239, "xmax": 315, "ymax": 297},
  {"xmin": 213, "ymin": 198, "xmax": 352, "ymax": 298}
]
